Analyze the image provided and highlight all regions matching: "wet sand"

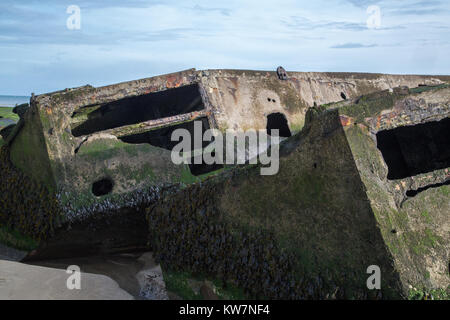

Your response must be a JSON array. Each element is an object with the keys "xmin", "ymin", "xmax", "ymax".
[{"xmin": 28, "ymin": 251, "xmax": 162, "ymax": 299}]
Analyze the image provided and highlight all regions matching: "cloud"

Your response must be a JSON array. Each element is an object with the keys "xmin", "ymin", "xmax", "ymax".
[
  {"xmin": 345, "ymin": 0, "xmax": 382, "ymax": 8},
  {"xmin": 330, "ymin": 42, "xmax": 378, "ymax": 49},
  {"xmin": 388, "ymin": 0, "xmax": 449, "ymax": 15},
  {"xmin": 283, "ymin": 15, "xmax": 404, "ymax": 32},
  {"xmin": 192, "ymin": 4, "xmax": 232, "ymax": 16},
  {"xmin": 391, "ymin": 8, "xmax": 445, "ymax": 15},
  {"xmin": 407, "ymin": 0, "xmax": 443, "ymax": 8},
  {"xmin": 0, "ymin": 0, "xmax": 163, "ymax": 10},
  {"xmin": 0, "ymin": 2, "xmax": 199, "ymax": 45},
  {"xmin": 283, "ymin": 16, "xmax": 368, "ymax": 31}
]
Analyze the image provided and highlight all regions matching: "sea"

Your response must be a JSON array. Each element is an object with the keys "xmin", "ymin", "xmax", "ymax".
[{"xmin": 0, "ymin": 95, "xmax": 30, "ymax": 107}]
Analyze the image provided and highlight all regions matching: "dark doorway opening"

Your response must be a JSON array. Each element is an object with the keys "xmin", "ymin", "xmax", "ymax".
[
  {"xmin": 376, "ymin": 118, "xmax": 450, "ymax": 180},
  {"xmin": 71, "ymin": 84, "xmax": 204, "ymax": 137},
  {"xmin": 92, "ymin": 178, "xmax": 114, "ymax": 196},
  {"xmin": 266, "ymin": 112, "xmax": 292, "ymax": 137}
]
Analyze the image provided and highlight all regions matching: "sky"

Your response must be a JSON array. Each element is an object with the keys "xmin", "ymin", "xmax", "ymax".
[{"xmin": 0, "ymin": 0, "xmax": 449, "ymax": 95}]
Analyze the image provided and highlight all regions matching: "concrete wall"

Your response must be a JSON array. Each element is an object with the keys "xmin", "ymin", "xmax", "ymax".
[{"xmin": 8, "ymin": 68, "xmax": 449, "ymax": 218}]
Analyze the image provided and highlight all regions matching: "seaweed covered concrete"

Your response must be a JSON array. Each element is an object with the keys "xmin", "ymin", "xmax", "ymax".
[
  {"xmin": 144, "ymin": 85, "xmax": 449, "ymax": 299},
  {"xmin": 0, "ymin": 69, "xmax": 448, "ymax": 298},
  {"xmin": 7, "ymin": 69, "xmax": 446, "ymax": 214}
]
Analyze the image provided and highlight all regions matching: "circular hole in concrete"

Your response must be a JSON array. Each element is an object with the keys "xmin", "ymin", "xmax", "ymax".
[{"xmin": 92, "ymin": 178, "xmax": 114, "ymax": 197}]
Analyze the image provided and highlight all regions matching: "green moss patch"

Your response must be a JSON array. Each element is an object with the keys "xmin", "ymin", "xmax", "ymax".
[
  {"xmin": 339, "ymin": 91, "xmax": 396, "ymax": 122},
  {"xmin": 163, "ymin": 269, "xmax": 246, "ymax": 300},
  {"xmin": 408, "ymin": 287, "xmax": 449, "ymax": 300},
  {"xmin": 0, "ymin": 225, "xmax": 38, "ymax": 251},
  {"xmin": 0, "ymin": 107, "xmax": 19, "ymax": 122},
  {"xmin": 408, "ymin": 83, "xmax": 449, "ymax": 94},
  {"xmin": 9, "ymin": 108, "xmax": 55, "ymax": 190}
]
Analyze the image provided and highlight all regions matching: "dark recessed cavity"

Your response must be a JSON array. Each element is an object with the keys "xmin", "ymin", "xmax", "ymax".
[
  {"xmin": 92, "ymin": 178, "xmax": 114, "ymax": 197},
  {"xmin": 406, "ymin": 179, "xmax": 450, "ymax": 198},
  {"xmin": 119, "ymin": 117, "xmax": 222, "ymax": 176},
  {"xmin": 266, "ymin": 112, "xmax": 292, "ymax": 137},
  {"xmin": 119, "ymin": 117, "xmax": 212, "ymax": 151},
  {"xmin": 376, "ymin": 118, "xmax": 450, "ymax": 180},
  {"xmin": 71, "ymin": 83, "xmax": 204, "ymax": 137},
  {"xmin": 189, "ymin": 155, "xmax": 224, "ymax": 176},
  {"xmin": 341, "ymin": 92, "xmax": 347, "ymax": 100}
]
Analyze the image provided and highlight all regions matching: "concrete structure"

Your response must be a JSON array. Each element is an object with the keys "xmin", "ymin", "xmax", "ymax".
[
  {"xmin": 4, "ymin": 69, "xmax": 448, "ymax": 211},
  {"xmin": 0, "ymin": 69, "xmax": 448, "ymax": 299},
  {"xmin": 145, "ymin": 84, "xmax": 450, "ymax": 299}
]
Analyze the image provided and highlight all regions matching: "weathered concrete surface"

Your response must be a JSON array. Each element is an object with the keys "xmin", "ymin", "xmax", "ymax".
[
  {"xmin": 0, "ymin": 259, "xmax": 133, "ymax": 300},
  {"xmin": 336, "ymin": 86, "xmax": 450, "ymax": 294},
  {"xmin": 2, "ymin": 68, "xmax": 449, "ymax": 264},
  {"xmin": 202, "ymin": 70, "xmax": 446, "ymax": 134},
  {"xmin": 8, "ymin": 69, "xmax": 448, "ymax": 211}
]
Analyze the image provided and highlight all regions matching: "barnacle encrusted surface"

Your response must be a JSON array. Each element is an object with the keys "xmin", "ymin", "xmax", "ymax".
[{"xmin": 0, "ymin": 146, "xmax": 60, "ymax": 241}]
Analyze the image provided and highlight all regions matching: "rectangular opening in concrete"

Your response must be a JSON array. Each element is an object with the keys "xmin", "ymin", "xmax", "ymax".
[
  {"xmin": 376, "ymin": 117, "xmax": 450, "ymax": 180},
  {"xmin": 119, "ymin": 117, "xmax": 223, "ymax": 176},
  {"xmin": 71, "ymin": 83, "xmax": 204, "ymax": 137},
  {"xmin": 119, "ymin": 117, "xmax": 210, "ymax": 151}
]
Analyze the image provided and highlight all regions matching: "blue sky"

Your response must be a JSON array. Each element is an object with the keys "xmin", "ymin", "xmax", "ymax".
[{"xmin": 0, "ymin": 0, "xmax": 449, "ymax": 95}]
